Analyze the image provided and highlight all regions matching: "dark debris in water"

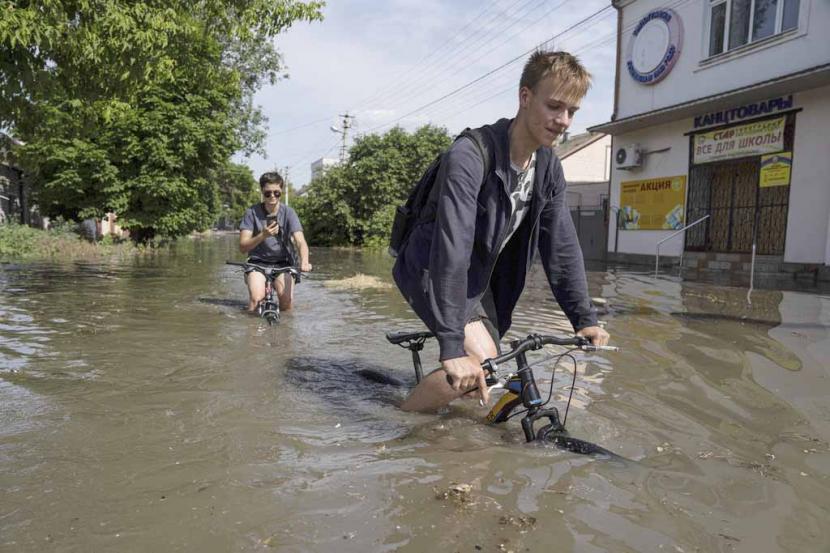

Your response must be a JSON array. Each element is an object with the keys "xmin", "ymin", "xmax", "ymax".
[
  {"xmin": 434, "ymin": 482, "xmax": 475, "ymax": 506},
  {"xmin": 498, "ymin": 514, "xmax": 537, "ymax": 530}
]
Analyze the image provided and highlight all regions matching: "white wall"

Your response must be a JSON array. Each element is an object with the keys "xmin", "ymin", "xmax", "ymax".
[
  {"xmin": 785, "ymin": 85, "xmax": 830, "ymax": 263},
  {"xmin": 608, "ymin": 85, "xmax": 830, "ymax": 263},
  {"xmin": 567, "ymin": 183, "xmax": 608, "ymax": 208},
  {"xmin": 310, "ymin": 157, "xmax": 338, "ymax": 180},
  {"xmin": 607, "ymin": 118, "xmax": 692, "ymax": 257},
  {"xmin": 561, "ymin": 135, "xmax": 612, "ymax": 182},
  {"xmin": 617, "ymin": 0, "xmax": 827, "ymax": 119}
]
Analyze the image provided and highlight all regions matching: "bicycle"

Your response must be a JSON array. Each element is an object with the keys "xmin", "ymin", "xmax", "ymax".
[
  {"xmin": 386, "ymin": 330, "xmax": 620, "ymax": 456},
  {"xmin": 227, "ymin": 261, "xmax": 301, "ymax": 325}
]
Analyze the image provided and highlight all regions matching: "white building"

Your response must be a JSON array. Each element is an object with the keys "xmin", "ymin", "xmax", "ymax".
[
  {"xmin": 556, "ymin": 132, "xmax": 612, "ymax": 261},
  {"xmin": 591, "ymin": 0, "xmax": 830, "ymax": 278},
  {"xmin": 310, "ymin": 157, "xmax": 339, "ymax": 181},
  {"xmin": 557, "ymin": 132, "xmax": 612, "ymax": 208}
]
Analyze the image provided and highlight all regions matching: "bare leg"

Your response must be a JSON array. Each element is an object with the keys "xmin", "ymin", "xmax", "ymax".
[
  {"xmin": 275, "ymin": 273, "xmax": 294, "ymax": 311},
  {"xmin": 245, "ymin": 271, "xmax": 266, "ymax": 312},
  {"xmin": 400, "ymin": 320, "xmax": 498, "ymax": 412}
]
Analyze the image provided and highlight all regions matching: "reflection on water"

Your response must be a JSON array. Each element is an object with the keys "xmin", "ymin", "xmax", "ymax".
[{"xmin": 1, "ymin": 235, "xmax": 829, "ymax": 552}]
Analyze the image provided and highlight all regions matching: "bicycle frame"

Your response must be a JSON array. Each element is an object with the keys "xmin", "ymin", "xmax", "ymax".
[{"xmin": 227, "ymin": 261, "xmax": 301, "ymax": 325}]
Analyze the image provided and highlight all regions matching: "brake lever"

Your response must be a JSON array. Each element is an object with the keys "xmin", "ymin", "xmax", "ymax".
[{"xmin": 445, "ymin": 359, "xmax": 499, "ymax": 387}]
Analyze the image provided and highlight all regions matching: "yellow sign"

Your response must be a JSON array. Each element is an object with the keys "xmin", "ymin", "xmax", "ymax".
[
  {"xmin": 693, "ymin": 116, "xmax": 786, "ymax": 164},
  {"xmin": 620, "ymin": 175, "xmax": 687, "ymax": 230},
  {"xmin": 759, "ymin": 151, "xmax": 792, "ymax": 187}
]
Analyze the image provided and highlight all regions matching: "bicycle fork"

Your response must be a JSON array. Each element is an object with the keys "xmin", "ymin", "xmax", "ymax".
[{"xmin": 514, "ymin": 351, "xmax": 566, "ymax": 442}]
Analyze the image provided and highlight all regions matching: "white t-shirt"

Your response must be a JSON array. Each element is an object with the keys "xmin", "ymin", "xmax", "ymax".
[{"xmin": 500, "ymin": 152, "xmax": 536, "ymax": 252}]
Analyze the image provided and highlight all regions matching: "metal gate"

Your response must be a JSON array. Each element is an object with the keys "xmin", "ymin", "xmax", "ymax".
[{"xmin": 571, "ymin": 204, "xmax": 608, "ymax": 261}]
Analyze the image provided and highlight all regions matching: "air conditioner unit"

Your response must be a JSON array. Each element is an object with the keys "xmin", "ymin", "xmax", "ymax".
[{"xmin": 614, "ymin": 144, "xmax": 642, "ymax": 170}]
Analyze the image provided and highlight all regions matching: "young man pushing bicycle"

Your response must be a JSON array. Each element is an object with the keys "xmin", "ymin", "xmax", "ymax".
[
  {"xmin": 239, "ymin": 172, "xmax": 312, "ymax": 312},
  {"xmin": 392, "ymin": 51, "xmax": 609, "ymax": 412}
]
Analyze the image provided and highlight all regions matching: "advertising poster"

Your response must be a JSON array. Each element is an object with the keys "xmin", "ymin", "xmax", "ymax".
[
  {"xmin": 693, "ymin": 116, "xmax": 785, "ymax": 164},
  {"xmin": 759, "ymin": 151, "xmax": 792, "ymax": 187},
  {"xmin": 619, "ymin": 175, "xmax": 687, "ymax": 230}
]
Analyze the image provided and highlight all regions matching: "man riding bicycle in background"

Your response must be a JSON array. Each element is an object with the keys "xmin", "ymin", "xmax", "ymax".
[
  {"xmin": 239, "ymin": 171, "xmax": 312, "ymax": 313},
  {"xmin": 392, "ymin": 50, "xmax": 609, "ymax": 412}
]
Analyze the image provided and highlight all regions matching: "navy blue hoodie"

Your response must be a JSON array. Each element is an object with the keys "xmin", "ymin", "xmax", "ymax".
[{"xmin": 392, "ymin": 118, "xmax": 597, "ymax": 361}]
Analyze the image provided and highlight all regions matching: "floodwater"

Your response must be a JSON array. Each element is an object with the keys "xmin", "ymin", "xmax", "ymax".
[{"xmin": 1, "ymin": 234, "xmax": 829, "ymax": 552}]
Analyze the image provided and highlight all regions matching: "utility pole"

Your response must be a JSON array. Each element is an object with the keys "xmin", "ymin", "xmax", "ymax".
[{"xmin": 330, "ymin": 112, "xmax": 355, "ymax": 163}]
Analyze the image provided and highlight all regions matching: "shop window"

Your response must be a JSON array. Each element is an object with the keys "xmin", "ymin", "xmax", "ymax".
[{"xmin": 707, "ymin": 0, "xmax": 800, "ymax": 57}]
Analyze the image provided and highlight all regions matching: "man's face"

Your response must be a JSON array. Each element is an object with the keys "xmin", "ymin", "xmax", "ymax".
[
  {"xmin": 519, "ymin": 76, "xmax": 582, "ymax": 146},
  {"xmin": 261, "ymin": 184, "xmax": 282, "ymax": 209}
]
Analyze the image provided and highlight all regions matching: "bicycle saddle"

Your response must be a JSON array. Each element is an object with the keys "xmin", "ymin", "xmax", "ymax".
[{"xmin": 385, "ymin": 330, "xmax": 434, "ymax": 345}]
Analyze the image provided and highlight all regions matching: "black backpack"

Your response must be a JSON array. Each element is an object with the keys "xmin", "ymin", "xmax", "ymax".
[{"xmin": 388, "ymin": 128, "xmax": 493, "ymax": 257}]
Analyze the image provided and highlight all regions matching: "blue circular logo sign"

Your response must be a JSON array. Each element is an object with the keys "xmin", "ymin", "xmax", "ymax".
[{"xmin": 626, "ymin": 9, "xmax": 683, "ymax": 85}]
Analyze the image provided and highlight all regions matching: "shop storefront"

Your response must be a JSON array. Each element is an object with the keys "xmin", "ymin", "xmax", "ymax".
[
  {"xmin": 590, "ymin": 0, "xmax": 830, "ymax": 280},
  {"xmin": 685, "ymin": 110, "xmax": 798, "ymax": 256}
]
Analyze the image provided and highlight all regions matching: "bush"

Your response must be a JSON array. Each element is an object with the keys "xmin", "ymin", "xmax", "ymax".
[
  {"xmin": 0, "ymin": 223, "xmax": 42, "ymax": 257},
  {"xmin": 0, "ymin": 223, "xmax": 136, "ymax": 260}
]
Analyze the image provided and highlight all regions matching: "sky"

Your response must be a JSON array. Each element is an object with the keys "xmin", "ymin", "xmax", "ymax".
[{"xmin": 238, "ymin": 0, "xmax": 619, "ymax": 188}]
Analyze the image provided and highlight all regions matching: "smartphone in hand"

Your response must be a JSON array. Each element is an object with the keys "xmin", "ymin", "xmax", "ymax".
[{"xmin": 265, "ymin": 215, "xmax": 279, "ymax": 234}]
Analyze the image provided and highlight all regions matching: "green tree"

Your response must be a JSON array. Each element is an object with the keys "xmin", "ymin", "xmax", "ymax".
[
  {"xmin": 295, "ymin": 124, "xmax": 452, "ymax": 246},
  {"xmin": 216, "ymin": 162, "xmax": 259, "ymax": 228},
  {"xmin": 0, "ymin": 0, "xmax": 323, "ymax": 241}
]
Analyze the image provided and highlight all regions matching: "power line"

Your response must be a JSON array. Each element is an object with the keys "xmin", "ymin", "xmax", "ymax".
[
  {"xmin": 411, "ymin": 2, "xmax": 608, "ymax": 123},
  {"xmin": 269, "ymin": 0, "xmax": 519, "ymax": 140},
  {"xmin": 270, "ymin": 115, "xmax": 334, "ymax": 136},
  {"xmin": 427, "ymin": 32, "xmax": 618, "ymax": 126},
  {"xmin": 285, "ymin": 139, "xmax": 341, "ymax": 171},
  {"xmin": 416, "ymin": 10, "xmax": 616, "ymax": 123},
  {"xmin": 280, "ymin": 0, "xmax": 694, "ymax": 174},
  {"xmin": 348, "ymin": 0, "xmax": 510, "ymax": 114},
  {"xmin": 277, "ymin": 0, "xmax": 694, "ymax": 146},
  {"xmin": 365, "ymin": 4, "xmax": 613, "ymax": 133},
  {"xmin": 354, "ymin": 0, "xmax": 552, "ymax": 115}
]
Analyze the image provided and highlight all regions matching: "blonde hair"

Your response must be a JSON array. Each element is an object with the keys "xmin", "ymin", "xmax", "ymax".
[{"xmin": 519, "ymin": 51, "xmax": 592, "ymax": 101}]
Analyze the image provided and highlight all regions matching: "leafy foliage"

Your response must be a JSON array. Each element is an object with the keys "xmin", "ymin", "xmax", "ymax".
[
  {"xmin": 295, "ymin": 125, "xmax": 452, "ymax": 246},
  {"xmin": 0, "ymin": 0, "xmax": 324, "ymax": 240},
  {"xmin": 0, "ymin": 221, "xmax": 133, "ymax": 259},
  {"xmin": 216, "ymin": 162, "xmax": 260, "ymax": 226}
]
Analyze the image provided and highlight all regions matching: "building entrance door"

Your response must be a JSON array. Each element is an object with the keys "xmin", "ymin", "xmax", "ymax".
[
  {"xmin": 570, "ymin": 203, "xmax": 608, "ymax": 261},
  {"xmin": 686, "ymin": 159, "xmax": 789, "ymax": 254},
  {"xmin": 685, "ymin": 112, "xmax": 795, "ymax": 255}
]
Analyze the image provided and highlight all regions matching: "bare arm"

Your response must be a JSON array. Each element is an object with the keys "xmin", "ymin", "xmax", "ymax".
[
  {"xmin": 291, "ymin": 231, "xmax": 312, "ymax": 272},
  {"xmin": 239, "ymin": 223, "xmax": 278, "ymax": 254}
]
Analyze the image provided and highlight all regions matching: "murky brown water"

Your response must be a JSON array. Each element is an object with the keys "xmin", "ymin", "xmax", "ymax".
[{"xmin": 2, "ymin": 234, "xmax": 829, "ymax": 552}]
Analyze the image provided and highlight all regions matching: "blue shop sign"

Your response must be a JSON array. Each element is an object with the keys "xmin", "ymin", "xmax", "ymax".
[{"xmin": 694, "ymin": 96, "xmax": 794, "ymax": 128}]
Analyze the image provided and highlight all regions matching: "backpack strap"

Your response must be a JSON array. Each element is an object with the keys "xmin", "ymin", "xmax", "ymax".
[
  {"xmin": 458, "ymin": 127, "xmax": 493, "ymax": 182},
  {"xmin": 277, "ymin": 204, "xmax": 299, "ymax": 266},
  {"xmin": 423, "ymin": 127, "xmax": 494, "ymax": 209}
]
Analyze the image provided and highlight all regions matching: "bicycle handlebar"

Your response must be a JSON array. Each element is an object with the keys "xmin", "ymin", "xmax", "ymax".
[
  {"xmin": 226, "ymin": 261, "xmax": 303, "ymax": 283},
  {"xmin": 446, "ymin": 333, "xmax": 619, "ymax": 387}
]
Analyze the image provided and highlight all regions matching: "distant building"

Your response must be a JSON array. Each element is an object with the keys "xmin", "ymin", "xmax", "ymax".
[
  {"xmin": 555, "ymin": 132, "xmax": 612, "ymax": 261},
  {"xmin": 591, "ymin": 0, "xmax": 830, "ymax": 279},
  {"xmin": 556, "ymin": 131, "xmax": 612, "ymax": 208},
  {"xmin": 310, "ymin": 158, "xmax": 339, "ymax": 181}
]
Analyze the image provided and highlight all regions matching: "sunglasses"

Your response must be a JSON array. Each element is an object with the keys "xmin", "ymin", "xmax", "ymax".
[{"xmin": 262, "ymin": 190, "xmax": 282, "ymax": 198}]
